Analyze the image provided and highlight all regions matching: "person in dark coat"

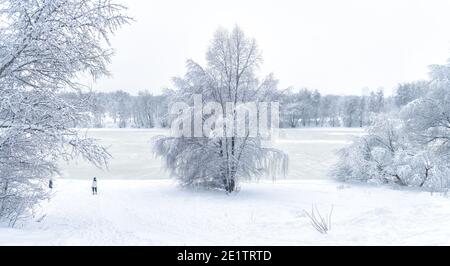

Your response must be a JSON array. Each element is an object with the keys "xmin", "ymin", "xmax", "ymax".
[{"xmin": 92, "ymin": 177, "xmax": 98, "ymax": 195}]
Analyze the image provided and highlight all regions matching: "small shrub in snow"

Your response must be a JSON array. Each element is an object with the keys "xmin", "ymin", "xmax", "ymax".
[{"xmin": 304, "ymin": 205, "xmax": 334, "ymax": 235}]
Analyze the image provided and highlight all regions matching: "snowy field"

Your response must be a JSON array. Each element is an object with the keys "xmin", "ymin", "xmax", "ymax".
[{"xmin": 2, "ymin": 128, "xmax": 450, "ymax": 246}]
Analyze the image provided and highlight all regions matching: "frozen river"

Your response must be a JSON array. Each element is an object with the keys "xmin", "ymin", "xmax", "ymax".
[{"xmin": 59, "ymin": 128, "xmax": 364, "ymax": 180}]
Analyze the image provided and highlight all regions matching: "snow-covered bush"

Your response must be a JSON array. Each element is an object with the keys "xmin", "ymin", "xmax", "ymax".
[
  {"xmin": 0, "ymin": 0, "xmax": 129, "ymax": 225},
  {"xmin": 333, "ymin": 61, "xmax": 450, "ymax": 191},
  {"xmin": 333, "ymin": 116, "xmax": 406, "ymax": 184}
]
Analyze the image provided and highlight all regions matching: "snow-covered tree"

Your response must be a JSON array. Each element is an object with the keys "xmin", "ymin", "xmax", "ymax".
[
  {"xmin": 342, "ymin": 96, "xmax": 359, "ymax": 127},
  {"xmin": 66, "ymin": 88, "xmax": 392, "ymax": 130},
  {"xmin": 131, "ymin": 91, "xmax": 170, "ymax": 129},
  {"xmin": 394, "ymin": 81, "xmax": 427, "ymax": 107},
  {"xmin": 153, "ymin": 26, "xmax": 288, "ymax": 193},
  {"xmin": 311, "ymin": 90, "xmax": 321, "ymax": 126},
  {"xmin": 280, "ymin": 88, "xmax": 302, "ymax": 128},
  {"xmin": 0, "ymin": 0, "xmax": 129, "ymax": 225},
  {"xmin": 280, "ymin": 88, "xmax": 323, "ymax": 128},
  {"xmin": 333, "ymin": 60, "xmax": 450, "ymax": 191},
  {"xmin": 111, "ymin": 91, "xmax": 132, "ymax": 128},
  {"xmin": 366, "ymin": 90, "xmax": 385, "ymax": 124}
]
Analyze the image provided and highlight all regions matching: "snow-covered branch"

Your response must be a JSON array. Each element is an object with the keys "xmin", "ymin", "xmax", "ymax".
[{"xmin": 0, "ymin": 0, "xmax": 130, "ymax": 225}]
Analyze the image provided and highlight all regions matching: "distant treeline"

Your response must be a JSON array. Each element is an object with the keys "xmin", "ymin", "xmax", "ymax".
[{"xmin": 62, "ymin": 82, "xmax": 426, "ymax": 129}]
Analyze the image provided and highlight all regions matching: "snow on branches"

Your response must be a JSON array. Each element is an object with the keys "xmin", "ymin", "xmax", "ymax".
[
  {"xmin": 0, "ymin": 0, "xmax": 130, "ymax": 225},
  {"xmin": 333, "ymin": 61, "xmax": 450, "ymax": 191},
  {"xmin": 153, "ymin": 26, "xmax": 288, "ymax": 193}
]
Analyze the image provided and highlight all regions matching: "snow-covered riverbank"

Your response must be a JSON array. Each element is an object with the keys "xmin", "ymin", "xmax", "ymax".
[{"xmin": 2, "ymin": 128, "xmax": 449, "ymax": 246}]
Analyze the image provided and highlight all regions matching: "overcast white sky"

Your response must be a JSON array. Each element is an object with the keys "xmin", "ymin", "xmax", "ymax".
[{"xmin": 87, "ymin": 0, "xmax": 450, "ymax": 96}]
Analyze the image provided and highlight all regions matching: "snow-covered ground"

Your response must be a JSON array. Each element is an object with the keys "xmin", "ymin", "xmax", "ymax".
[
  {"xmin": 2, "ymin": 128, "xmax": 450, "ymax": 246},
  {"xmin": 2, "ymin": 179, "xmax": 450, "ymax": 246}
]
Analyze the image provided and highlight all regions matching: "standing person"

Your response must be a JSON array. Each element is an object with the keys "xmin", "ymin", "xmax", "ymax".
[
  {"xmin": 92, "ymin": 177, "xmax": 98, "ymax": 195},
  {"xmin": 49, "ymin": 179, "xmax": 53, "ymax": 189}
]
